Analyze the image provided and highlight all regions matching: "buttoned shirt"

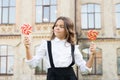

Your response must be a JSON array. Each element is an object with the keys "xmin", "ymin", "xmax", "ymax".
[{"xmin": 26, "ymin": 37, "xmax": 92, "ymax": 74}]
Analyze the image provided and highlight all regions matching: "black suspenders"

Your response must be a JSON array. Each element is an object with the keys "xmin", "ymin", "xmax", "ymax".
[
  {"xmin": 68, "ymin": 44, "xmax": 75, "ymax": 67},
  {"xmin": 47, "ymin": 41, "xmax": 55, "ymax": 68},
  {"xmin": 47, "ymin": 41, "xmax": 75, "ymax": 68}
]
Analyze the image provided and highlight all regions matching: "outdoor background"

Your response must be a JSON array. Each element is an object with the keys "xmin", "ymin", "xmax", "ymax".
[{"xmin": 0, "ymin": 0, "xmax": 120, "ymax": 80}]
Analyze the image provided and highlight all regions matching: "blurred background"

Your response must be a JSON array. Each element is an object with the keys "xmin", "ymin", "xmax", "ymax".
[{"xmin": 0, "ymin": 0, "xmax": 120, "ymax": 80}]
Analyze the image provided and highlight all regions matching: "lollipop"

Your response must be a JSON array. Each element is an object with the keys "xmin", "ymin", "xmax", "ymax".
[
  {"xmin": 87, "ymin": 30, "xmax": 98, "ymax": 55},
  {"xmin": 21, "ymin": 24, "xmax": 32, "ymax": 35},
  {"xmin": 87, "ymin": 30, "xmax": 98, "ymax": 41}
]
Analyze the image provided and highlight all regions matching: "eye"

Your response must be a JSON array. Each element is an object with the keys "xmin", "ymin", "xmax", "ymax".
[{"xmin": 60, "ymin": 25, "xmax": 64, "ymax": 28}]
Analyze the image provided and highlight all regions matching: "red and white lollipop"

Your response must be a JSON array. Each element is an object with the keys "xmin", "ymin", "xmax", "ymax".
[
  {"xmin": 21, "ymin": 24, "xmax": 32, "ymax": 35},
  {"xmin": 87, "ymin": 30, "xmax": 98, "ymax": 41},
  {"xmin": 86, "ymin": 30, "xmax": 98, "ymax": 54}
]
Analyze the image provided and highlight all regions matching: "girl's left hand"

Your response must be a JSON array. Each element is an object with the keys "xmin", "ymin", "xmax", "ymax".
[{"xmin": 89, "ymin": 42, "xmax": 96, "ymax": 55}]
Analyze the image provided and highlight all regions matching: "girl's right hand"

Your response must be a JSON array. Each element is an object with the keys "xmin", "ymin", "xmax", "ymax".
[{"xmin": 24, "ymin": 36, "xmax": 31, "ymax": 48}]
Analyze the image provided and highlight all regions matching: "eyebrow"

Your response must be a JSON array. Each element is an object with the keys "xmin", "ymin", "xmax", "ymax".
[{"xmin": 55, "ymin": 24, "xmax": 64, "ymax": 26}]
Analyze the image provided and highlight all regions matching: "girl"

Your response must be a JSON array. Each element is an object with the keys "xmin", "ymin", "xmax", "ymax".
[{"xmin": 24, "ymin": 16, "xmax": 96, "ymax": 80}]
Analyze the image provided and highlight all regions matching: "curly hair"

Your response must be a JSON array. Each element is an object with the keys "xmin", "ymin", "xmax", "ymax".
[{"xmin": 50, "ymin": 16, "xmax": 76, "ymax": 45}]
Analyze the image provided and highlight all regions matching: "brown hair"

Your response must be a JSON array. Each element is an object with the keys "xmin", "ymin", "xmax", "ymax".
[{"xmin": 50, "ymin": 16, "xmax": 76, "ymax": 44}]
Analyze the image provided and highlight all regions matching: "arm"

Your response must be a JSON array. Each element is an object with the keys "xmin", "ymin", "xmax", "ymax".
[
  {"xmin": 74, "ymin": 44, "xmax": 96, "ymax": 74},
  {"xmin": 24, "ymin": 36, "xmax": 46, "ymax": 68},
  {"xmin": 86, "ymin": 54, "xmax": 94, "ymax": 68},
  {"xmin": 86, "ymin": 42, "xmax": 96, "ymax": 68},
  {"xmin": 24, "ymin": 36, "xmax": 32, "ymax": 60}
]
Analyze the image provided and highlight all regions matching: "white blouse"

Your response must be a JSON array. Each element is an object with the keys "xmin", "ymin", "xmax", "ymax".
[{"xmin": 26, "ymin": 37, "xmax": 92, "ymax": 74}]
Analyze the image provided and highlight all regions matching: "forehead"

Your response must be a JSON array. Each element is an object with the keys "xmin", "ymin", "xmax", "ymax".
[{"xmin": 56, "ymin": 19, "xmax": 64, "ymax": 25}]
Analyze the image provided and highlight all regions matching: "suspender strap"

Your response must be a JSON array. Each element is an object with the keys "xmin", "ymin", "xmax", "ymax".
[
  {"xmin": 47, "ymin": 41, "xmax": 75, "ymax": 68},
  {"xmin": 68, "ymin": 44, "xmax": 75, "ymax": 67},
  {"xmin": 47, "ymin": 41, "xmax": 55, "ymax": 68}
]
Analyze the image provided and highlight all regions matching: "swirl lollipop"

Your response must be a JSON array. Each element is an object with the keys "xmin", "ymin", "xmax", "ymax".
[
  {"xmin": 86, "ymin": 30, "xmax": 98, "ymax": 55},
  {"xmin": 21, "ymin": 24, "xmax": 32, "ymax": 35},
  {"xmin": 87, "ymin": 30, "xmax": 98, "ymax": 41}
]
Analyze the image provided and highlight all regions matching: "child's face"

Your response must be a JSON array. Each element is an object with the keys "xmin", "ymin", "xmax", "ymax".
[{"xmin": 53, "ymin": 19, "xmax": 67, "ymax": 40}]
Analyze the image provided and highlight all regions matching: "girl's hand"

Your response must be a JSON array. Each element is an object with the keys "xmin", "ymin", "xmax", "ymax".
[
  {"xmin": 24, "ymin": 36, "xmax": 31, "ymax": 48},
  {"xmin": 89, "ymin": 42, "xmax": 96, "ymax": 55}
]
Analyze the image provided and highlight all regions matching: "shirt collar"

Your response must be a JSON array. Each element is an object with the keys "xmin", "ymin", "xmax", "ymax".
[{"xmin": 54, "ymin": 37, "xmax": 66, "ymax": 42}]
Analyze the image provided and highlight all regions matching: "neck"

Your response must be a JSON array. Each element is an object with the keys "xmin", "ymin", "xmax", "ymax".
[{"xmin": 56, "ymin": 37, "xmax": 65, "ymax": 40}]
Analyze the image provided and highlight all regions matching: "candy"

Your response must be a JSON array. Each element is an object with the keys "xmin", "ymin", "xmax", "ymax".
[
  {"xmin": 21, "ymin": 24, "xmax": 32, "ymax": 35},
  {"xmin": 87, "ymin": 30, "xmax": 98, "ymax": 41}
]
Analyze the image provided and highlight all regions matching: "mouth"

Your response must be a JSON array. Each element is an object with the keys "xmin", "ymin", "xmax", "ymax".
[{"xmin": 54, "ymin": 30, "xmax": 60, "ymax": 33}]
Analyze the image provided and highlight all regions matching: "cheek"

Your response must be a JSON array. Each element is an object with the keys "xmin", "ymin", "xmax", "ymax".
[
  {"xmin": 62, "ymin": 29, "xmax": 67, "ymax": 36},
  {"xmin": 61, "ymin": 28, "xmax": 66, "ymax": 33},
  {"xmin": 53, "ymin": 27, "xmax": 56, "ymax": 32}
]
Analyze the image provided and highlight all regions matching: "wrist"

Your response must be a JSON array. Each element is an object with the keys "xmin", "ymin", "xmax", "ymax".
[
  {"xmin": 25, "ymin": 45, "xmax": 31, "ymax": 49},
  {"xmin": 90, "ymin": 52, "xmax": 95, "ymax": 56}
]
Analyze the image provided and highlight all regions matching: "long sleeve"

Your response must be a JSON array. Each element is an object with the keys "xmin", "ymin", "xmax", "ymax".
[
  {"xmin": 74, "ymin": 45, "xmax": 92, "ymax": 74},
  {"xmin": 25, "ymin": 40, "xmax": 47, "ymax": 69},
  {"xmin": 25, "ymin": 37, "xmax": 93, "ymax": 72}
]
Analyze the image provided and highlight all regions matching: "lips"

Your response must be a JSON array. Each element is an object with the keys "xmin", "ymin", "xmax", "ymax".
[{"xmin": 54, "ymin": 30, "xmax": 60, "ymax": 33}]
